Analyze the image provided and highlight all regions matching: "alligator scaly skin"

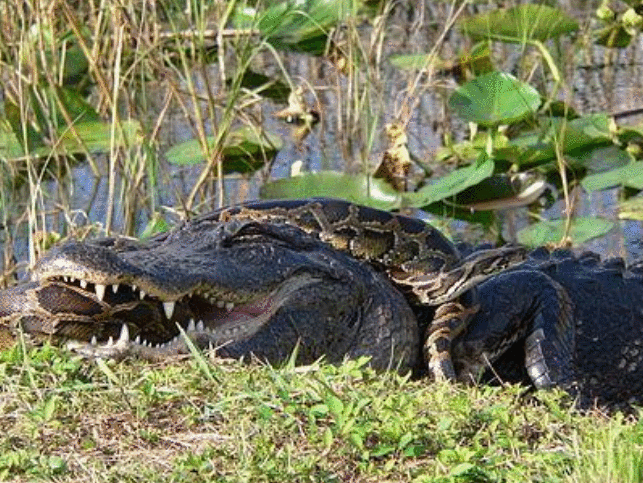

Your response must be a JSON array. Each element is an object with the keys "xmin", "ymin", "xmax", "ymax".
[
  {"xmin": 452, "ymin": 248, "xmax": 643, "ymax": 408},
  {"xmin": 5, "ymin": 198, "xmax": 642, "ymax": 408},
  {"xmin": 5, "ymin": 198, "xmax": 525, "ymax": 379}
]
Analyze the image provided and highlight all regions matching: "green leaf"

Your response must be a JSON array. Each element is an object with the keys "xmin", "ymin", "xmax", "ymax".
[
  {"xmin": 0, "ymin": 119, "xmax": 25, "ymax": 158},
  {"xmin": 517, "ymin": 217, "xmax": 614, "ymax": 246},
  {"xmin": 54, "ymin": 120, "xmax": 142, "ymax": 155},
  {"xmin": 582, "ymin": 160, "xmax": 643, "ymax": 191},
  {"xmin": 619, "ymin": 197, "xmax": 643, "ymax": 221},
  {"xmin": 234, "ymin": 0, "xmax": 356, "ymax": 55},
  {"xmin": 459, "ymin": 4, "xmax": 579, "ymax": 42},
  {"xmin": 139, "ymin": 213, "xmax": 171, "ymax": 240},
  {"xmin": 4, "ymin": 98, "xmax": 44, "ymax": 152},
  {"xmin": 405, "ymin": 152, "xmax": 495, "ymax": 206},
  {"xmin": 448, "ymin": 172, "xmax": 547, "ymax": 211},
  {"xmin": 389, "ymin": 44, "xmax": 493, "ymax": 77},
  {"xmin": 165, "ymin": 127, "xmax": 282, "ymax": 175},
  {"xmin": 326, "ymin": 394, "xmax": 344, "ymax": 418},
  {"xmin": 53, "ymin": 86, "xmax": 101, "ymax": 123},
  {"xmin": 61, "ymin": 44, "xmax": 90, "ymax": 87},
  {"xmin": 449, "ymin": 72, "xmax": 540, "ymax": 127},
  {"xmin": 450, "ymin": 463, "xmax": 477, "ymax": 477},
  {"xmin": 262, "ymin": 156, "xmax": 495, "ymax": 210},
  {"xmin": 260, "ymin": 172, "xmax": 403, "ymax": 210},
  {"xmin": 506, "ymin": 114, "xmax": 615, "ymax": 166}
]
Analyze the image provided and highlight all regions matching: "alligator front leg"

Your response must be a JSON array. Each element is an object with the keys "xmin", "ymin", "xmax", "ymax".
[
  {"xmin": 451, "ymin": 269, "xmax": 576, "ymax": 390},
  {"xmin": 402, "ymin": 245, "xmax": 529, "ymax": 381}
]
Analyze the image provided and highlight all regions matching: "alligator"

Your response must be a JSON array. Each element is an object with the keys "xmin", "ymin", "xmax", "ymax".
[
  {"xmin": 0, "ymin": 198, "xmax": 642, "ymax": 408},
  {"xmin": 451, "ymin": 248, "xmax": 643, "ymax": 408},
  {"xmin": 0, "ymin": 198, "xmax": 526, "ymax": 378}
]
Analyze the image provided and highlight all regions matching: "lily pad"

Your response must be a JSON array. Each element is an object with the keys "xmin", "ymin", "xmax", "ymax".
[
  {"xmin": 517, "ymin": 217, "xmax": 614, "ymax": 246},
  {"xmin": 165, "ymin": 127, "xmax": 282, "ymax": 175},
  {"xmin": 405, "ymin": 152, "xmax": 495, "ymax": 207},
  {"xmin": 262, "ymin": 154, "xmax": 495, "ymax": 210},
  {"xmin": 449, "ymin": 72, "xmax": 540, "ymax": 127},
  {"xmin": 619, "ymin": 197, "xmax": 643, "ymax": 221},
  {"xmin": 459, "ymin": 5, "xmax": 579, "ymax": 43},
  {"xmin": 260, "ymin": 172, "xmax": 402, "ymax": 210},
  {"xmin": 0, "ymin": 117, "xmax": 142, "ymax": 159},
  {"xmin": 504, "ymin": 114, "xmax": 616, "ymax": 166},
  {"xmin": 53, "ymin": 120, "xmax": 142, "ymax": 155},
  {"xmin": 582, "ymin": 159, "xmax": 643, "ymax": 191},
  {"xmin": 0, "ymin": 120, "xmax": 27, "ymax": 159},
  {"xmin": 234, "ymin": 0, "xmax": 355, "ymax": 55},
  {"xmin": 447, "ymin": 172, "xmax": 548, "ymax": 211}
]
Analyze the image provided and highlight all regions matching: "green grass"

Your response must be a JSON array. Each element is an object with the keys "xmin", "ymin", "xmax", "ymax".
[{"xmin": 1, "ymin": 345, "xmax": 642, "ymax": 482}]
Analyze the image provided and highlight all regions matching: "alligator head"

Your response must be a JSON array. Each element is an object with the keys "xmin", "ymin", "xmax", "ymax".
[{"xmin": 0, "ymin": 217, "xmax": 420, "ymax": 370}]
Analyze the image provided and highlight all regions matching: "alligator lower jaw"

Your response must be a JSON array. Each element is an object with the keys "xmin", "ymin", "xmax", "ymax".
[
  {"xmin": 65, "ymin": 320, "xmax": 240, "ymax": 361},
  {"xmin": 60, "ymin": 272, "xmax": 323, "ymax": 360}
]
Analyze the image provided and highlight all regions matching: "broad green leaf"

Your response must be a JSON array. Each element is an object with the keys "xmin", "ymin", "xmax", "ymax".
[
  {"xmin": 53, "ymin": 120, "xmax": 142, "ymax": 155},
  {"xmin": 517, "ymin": 217, "xmax": 614, "ymax": 246},
  {"xmin": 449, "ymin": 72, "xmax": 540, "ymax": 127},
  {"xmin": 29, "ymin": 86, "xmax": 99, "ymax": 134},
  {"xmin": 0, "ymin": 120, "xmax": 25, "ymax": 159},
  {"xmin": 139, "ymin": 213, "xmax": 171, "ymax": 240},
  {"xmin": 389, "ymin": 53, "xmax": 441, "ymax": 70},
  {"xmin": 619, "ymin": 197, "xmax": 643, "ymax": 221},
  {"xmin": 165, "ymin": 127, "xmax": 282, "ymax": 175},
  {"xmin": 53, "ymin": 86, "xmax": 101, "ymax": 123},
  {"xmin": 405, "ymin": 152, "xmax": 495, "ymax": 206},
  {"xmin": 0, "ymin": 118, "xmax": 141, "ymax": 160},
  {"xmin": 260, "ymin": 172, "xmax": 402, "ymax": 210},
  {"xmin": 229, "ymin": 70, "xmax": 290, "ymax": 102},
  {"xmin": 505, "ymin": 114, "xmax": 615, "ymax": 166},
  {"xmin": 389, "ymin": 43, "xmax": 493, "ymax": 78},
  {"xmin": 459, "ymin": 5, "xmax": 579, "ymax": 43},
  {"xmin": 447, "ymin": 172, "xmax": 547, "ymax": 211},
  {"xmin": 582, "ymin": 160, "xmax": 643, "ymax": 191},
  {"xmin": 60, "ymin": 44, "xmax": 90, "ymax": 87},
  {"xmin": 595, "ymin": 24, "xmax": 634, "ymax": 48},
  {"xmin": 234, "ymin": 0, "xmax": 356, "ymax": 54},
  {"xmin": 261, "ymin": 156, "xmax": 494, "ymax": 210},
  {"xmin": 4, "ymin": 98, "xmax": 44, "ymax": 152}
]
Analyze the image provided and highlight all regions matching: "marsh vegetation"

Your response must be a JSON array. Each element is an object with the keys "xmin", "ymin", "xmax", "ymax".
[{"xmin": 2, "ymin": 0, "xmax": 643, "ymax": 480}]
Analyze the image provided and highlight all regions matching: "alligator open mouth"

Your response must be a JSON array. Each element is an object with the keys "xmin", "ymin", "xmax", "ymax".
[{"xmin": 43, "ymin": 272, "xmax": 322, "ymax": 360}]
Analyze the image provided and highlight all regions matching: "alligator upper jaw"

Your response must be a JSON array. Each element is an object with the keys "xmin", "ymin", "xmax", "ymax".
[{"xmin": 4, "ymin": 272, "xmax": 323, "ymax": 359}]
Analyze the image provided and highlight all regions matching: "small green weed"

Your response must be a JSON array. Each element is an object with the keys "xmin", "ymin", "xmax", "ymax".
[{"xmin": 1, "ymin": 346, "xmax": 641, "ymax": 481}]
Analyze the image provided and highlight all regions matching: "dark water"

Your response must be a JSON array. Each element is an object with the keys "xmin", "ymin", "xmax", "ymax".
[{"xmin": 2, "ymin": 0, "xmax": 643, "ymax": 273}]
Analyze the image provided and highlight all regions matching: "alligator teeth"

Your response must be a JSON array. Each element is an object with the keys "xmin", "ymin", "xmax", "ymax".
[
  {"xmin": 91, "ymin": 335, "xmax": 97, "ymax": 346},
  {"xmin": 134, "ymin": 335, "xmax": 141, "ymax": 344},
  {"xmin": 80, "ymin": 280, "xmax": 88, "ymax": 289},
  {"xmin": 112, "ymin": 284, "xmax": 119, "ymax": 294},
  {"xmin": 139, "ymin": 290, "xmax": 146, "ymax": 300},
  {"xmin": 63, "ymin": 276, "xmax": 69, "ymax": 283},
  {"xmin": 132, "ymin": 284, "xmax": 138, "ymax": 292},
  {"xmin": 95, "ymin": 284, "xmax": 106, "ymax": 302},
  {"xmin": 163, "ymin": 301, "xmax": 175, "ymax": 320},
  {"xmin": 118, "ymin": 323, "xmax": 129, "ymax": 344},
  {"xmin": 225, "ymin": 302, "xmax": 235, "ymax": 311},
  {"xmin": 196, "ymin": 320, "xmax": 205, "ymax": 331},
  {"xmin": 106, "ymin": 336, "xmax": 114, "ymax": 347},
  {"xmin": 187, "ymin": 318, "xmax": 196, "ymax": 331},
  {"xmin": 216, "ymin": 300, "xmax": 225, "ymax": 308}
]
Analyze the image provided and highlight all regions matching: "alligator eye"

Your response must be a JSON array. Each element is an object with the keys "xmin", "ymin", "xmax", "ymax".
[{"xmin": 223, "ymin": 222, "xmax": 274, "ymax": 244}]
